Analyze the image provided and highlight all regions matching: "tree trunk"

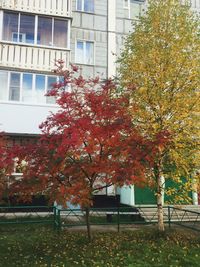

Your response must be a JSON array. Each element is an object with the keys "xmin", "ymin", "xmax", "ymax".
[
  {"xmin": 85, "ymin": 207, "xmax": 92, "ymax": 242},
  {"xmin": 157, "ymin": 174, "xmax": 165, "ymax": 232},
  {"xmin": 192, "ymin": 177, "xmax": 198, "ymax": 205}
]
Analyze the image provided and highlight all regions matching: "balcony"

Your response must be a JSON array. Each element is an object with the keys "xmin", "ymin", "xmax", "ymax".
[
  {"xmin": 0, "ymin": 0, "xmax": 72, "ymax": 18},
  {"xmin": 0, "ymin": 42, "xmax": 70, "ymax": 72}
]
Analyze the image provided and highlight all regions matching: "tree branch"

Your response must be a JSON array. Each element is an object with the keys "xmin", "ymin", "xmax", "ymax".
[
  {"xmin": 94, "ymin": 183, "xmax": 113, "ymax": 192},
  {"xmin": 68, "ymin": 155, "xmax": 91, "ymax": 181}
]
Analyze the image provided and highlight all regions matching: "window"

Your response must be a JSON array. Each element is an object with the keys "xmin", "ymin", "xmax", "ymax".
[
  {"xmin": 3, "ymin": 12, "xmax": 35, "ymax": 44},
  {"xmin": 77, "ymin": 0, "xmax": 94, "ymax": 13},
  {"xmin": 0, "ymin": 71, "xmax": 8, "ymax": 100},
  {"xmin": 53, "ymin": 19, "xmax": 68, "ymax": 48},
  {"xmin": 20, "ymin": 14, "xmax": 35, "ymax": 44},
  {"xmin": 38, "ymin": 17, "xmax": 68, "ymax": 47},
  {"xmin": 124, "ymin": 0, "xmax": 129, "ymax": 8},
  {"xmin": 130, "ymin": 0, "xmax": 143, "ymax": 19},
  {"xmin": 124, "ymin": 0, "xmax": 145, "ymax": 19},
  {"xmin": 2, "ymin": 12, "xmax": 69, "ymax": 48},
  {"xmin": 0, "ymin": 70, "xmax": 58, "ymax": 104},
  {"xmin": 22, "ymin": 73, "xmax": 33, "ymax": 102},
  {"xmin": 12, "ymin": 33, "xmax": 26, "ymax": 42},
  {"xmin": 46, "ymin": 76, "xmax": 57, "ymax": 104},
  {"xmin": 37, "ymin": 16, "xmax": 53, "ymax": 46},
  {"xmin": 3, "ymin": 12, "xmax": 18, "ymax": 42},
  {"xmin": 76, "ymin": 41, "xmax": 94, "ymax": 65},
  {"xmin": 35, "ymin": 75, "xmax": 46, "ymax": 103},
  {"xmin": 9, "ymin": 73, "xmax": 20, "ymax": 101}
]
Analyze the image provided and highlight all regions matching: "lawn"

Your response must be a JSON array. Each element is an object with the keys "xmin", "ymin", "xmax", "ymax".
[{"xmin": 0, "ymin": 224, "xmax": 199, "ymax": 267}]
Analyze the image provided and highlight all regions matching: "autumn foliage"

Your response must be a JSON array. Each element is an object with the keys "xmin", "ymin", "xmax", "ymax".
[
  {"xmin": 13, "ymin": 62, "xmax": 162, "ymax": 209},
  {"xmin": 119, "ymin": 0, "xmax": 200, "ymax": 231},
  {"xmin": 0, "ymin": 134, "xmax": 15, "ymax": 201}
]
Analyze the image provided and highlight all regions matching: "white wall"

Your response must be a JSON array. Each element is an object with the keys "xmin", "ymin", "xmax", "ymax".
[
  {"xmin": 107, "ymin": 0, "xmax": 116, "ymax": 78},
  {"xmin": 120, "ymin": 185, "xmax": 135, "ymax": 206},
  {"xmin": 0, "ymin": 102, "xmax": 58, "ymax": 134}
]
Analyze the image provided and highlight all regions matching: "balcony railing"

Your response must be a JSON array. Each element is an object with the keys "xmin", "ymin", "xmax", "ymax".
[
  {"xmin": 0, "ymin": 0, "xmax": 72, "ymax": 17},
  {"xmin": 0, "ymin": 43, "xmax": 70, "ymax": 72}
]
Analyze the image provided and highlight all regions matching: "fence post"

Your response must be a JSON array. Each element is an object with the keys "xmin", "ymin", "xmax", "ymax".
[
  {"xmin": 117, "ymin": 206, "xmax": 120, "ymax": 232},
  {"xmin": 53, "ymin": 206, "xmax": 57, "ymax": 230},
  {"xmin": 168, "ymin": 206, "xmax": 171, "ymax": 228},
  {"xmin": 57, "ymin": 209, "xmax": 61, "ymax": 233}
]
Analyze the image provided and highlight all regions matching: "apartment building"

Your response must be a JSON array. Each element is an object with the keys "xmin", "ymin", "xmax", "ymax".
[{"xmin": 0, "ymin": 0, "xmax": 199, "ymax": 206}]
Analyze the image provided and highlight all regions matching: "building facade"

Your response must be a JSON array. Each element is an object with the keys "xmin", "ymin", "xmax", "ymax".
[
  {"xmin": 0, "ymin": 0, "xmax": 199, "ymax": 205},
  {"xmin": 0, "ymin": 0, "xmax": 150, "ymax": 135}
]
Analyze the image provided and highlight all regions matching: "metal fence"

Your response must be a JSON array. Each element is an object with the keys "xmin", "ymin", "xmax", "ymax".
[
  {"xmin": 168, "ymin": 206, "xmax": 200, "ymax": 232},
  {"xmin": 0, "ymin": 205, "xmax": 200, "ymax": 232},
  {"xmin": 0, "ymin": 206, "xmax": 54, "ymax": 226}
]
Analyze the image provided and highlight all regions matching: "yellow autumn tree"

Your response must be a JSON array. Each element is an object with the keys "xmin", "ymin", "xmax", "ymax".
[{"xmin": 119, "ymin": 0, "xmax": 200, "ymax": 231}]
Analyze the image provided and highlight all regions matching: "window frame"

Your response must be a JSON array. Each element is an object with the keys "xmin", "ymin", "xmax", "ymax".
[
  {"xmin": 0, "ymin": 71, "xmax": 9, "ymax": 100},
  {"xmin": 12, "ymin": 32, "xmax": 26, "ymax": 43},
  {"xmin": 124, "ymin": 0, "xmax": 145, "ymax": 19},
  {"xmin": 76, "ymin": 0, "xmax": 95, "ymax": 13},
  {"xmin": 22, "ymin": 73, "xmax": 34, "ymax": 102},
  {"xmin": 123, "ymin": 0, "xmax": 129, "ymax": 9},
  {"xmin": 0, "ymin": 70, "xmax": 59, "ymax": 105},
  {"xmin": 9, "ymin": 72, "xmax": 21, "ymax": 102},
  {"xmin": 1, "ymin": 11, "xmax": 70, "ymax": 50},
  {"xmin": 75, "ymin": 39, "xmax": 95, "ymax": 65}
]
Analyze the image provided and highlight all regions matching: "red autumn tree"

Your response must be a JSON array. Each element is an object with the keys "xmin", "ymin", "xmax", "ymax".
[
  {"xmin": 16, "ymin": 62, "xmax": 158, "ymax": 240},
  {"xmin": 0, "ymin": 133, "xmax": 15, "ymax": 203}
]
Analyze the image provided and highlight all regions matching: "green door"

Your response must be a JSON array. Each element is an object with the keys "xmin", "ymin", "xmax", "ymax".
[
  {"xmin": 164, "ymin": 178, "xmax": 193, "ymax": 204},
  {"xmin": 135, "ymin": 186, "xmax": 156, "ymax": 205}
]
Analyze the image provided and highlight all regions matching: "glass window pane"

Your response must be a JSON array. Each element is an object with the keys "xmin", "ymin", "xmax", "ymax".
[
  {"xmin": 12, "ymin": 32, "xmax": 18, "ymax": 42},
  {"xmin": 130, "ymin": 1, "xmax": 141, "ymax": 19},
  {"xmin": 47, "ymin": 76, "xmax": 57, "ymax": 91},
  {"xmin": 46, "ymin": 76, "xmax": 56, "ymax": 104},
  {"xmin": 76, "ymin": 41, "xmax": 84, "ymax": 63},
  {"xmin": 124, "ymin": 0, "xmax": 128, "ymax": 8},
  {"xmin": 36, "ymin": 75, "xmax": 45, "ymax": 91},
  {"xmin": 3, "ymin": 12, "xmax": 18, "ymax": 42},
  {"xmin": 10, "ymin": 73, "xmax": 20, "ymax": 86},
  {"xmin": 0, "ymin": 71, "xmax": 8, "ymax": 100},
  {"xmin": 38, "ymin": 16, "xmax": 52, "ymax": 46},
  {"xmin": 23, "ymin": 74, "xmax": 32, "ymax": 90},
  {"xmin": 86, "ymin": 42, "xmax": 94, "ymax": 64},
  {"xmin": 22, "ymin": 73, "xmax": 33, "ymax": 102},
  {"xmin": 35, "ymin": 75, "xmax": 46, "ymax": 103},
  {"xmin": 9, "ymin": 73, "xmax": 20, "ymax": 101},
  {"xmin": 54, "ymin": 19, "xmax": 68, "ymax": 48},
  {"xmin": 77, "ymin": 0, "xmax": 82, "ymax": 11},
  {"xmin": 84, "ymin": 0, "xmax": 94, "ymax": 12},
  {"xmin": 20, "ymin": 14, "xmax": 35, "ymax": 44}
]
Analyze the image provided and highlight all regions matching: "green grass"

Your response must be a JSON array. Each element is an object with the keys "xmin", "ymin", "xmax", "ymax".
[
  {"xmin": 0, "ymin": 215, "xmax": 54, "ymax": 224},
  {"xmin": 0, "ymin": 224, "xmax": 199, "ymax": 267}
]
